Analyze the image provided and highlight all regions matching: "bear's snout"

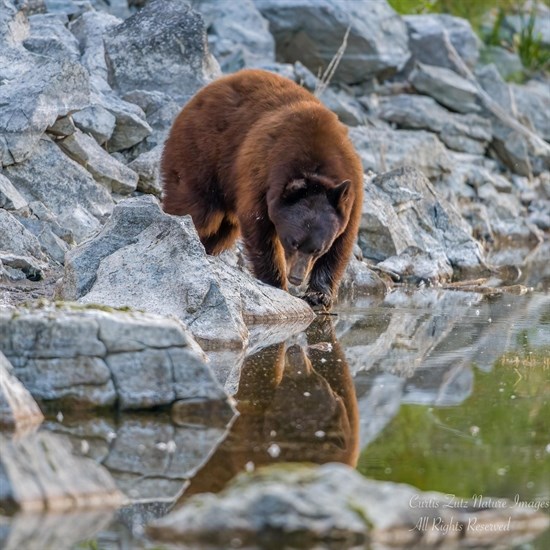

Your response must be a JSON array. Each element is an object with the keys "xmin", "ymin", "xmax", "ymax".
[{"xmin": 286, "ymin": 251, "xmax": 314, "ymax": 287}]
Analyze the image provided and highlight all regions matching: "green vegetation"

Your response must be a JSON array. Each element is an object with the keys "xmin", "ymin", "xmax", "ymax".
[
  {"xmin": 357, "ymin": 348, "xmax": 550, "ymax": 501},
  {"xmin": 389, "ymin": 0, "xmax": 550, "ymax": 77}
]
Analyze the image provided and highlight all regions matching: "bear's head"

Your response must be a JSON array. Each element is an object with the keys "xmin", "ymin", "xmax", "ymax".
[{"xmin": 267, "ymin": 174, "xmax": 352, "ymax": 286}]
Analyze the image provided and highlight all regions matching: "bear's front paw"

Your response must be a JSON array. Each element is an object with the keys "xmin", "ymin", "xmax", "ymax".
[{"xmin": 303, "ymin": 290, "xmax": 333, "ymax": 310}]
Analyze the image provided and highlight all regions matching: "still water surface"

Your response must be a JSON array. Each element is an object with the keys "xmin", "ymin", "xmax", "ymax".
[{"xmin": 2, "ymin": 267, "xmax": 549, "ymax": 549}]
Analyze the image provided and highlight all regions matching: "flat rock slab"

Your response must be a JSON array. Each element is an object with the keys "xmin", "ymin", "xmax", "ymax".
[
  {"xmin": 0, "ymin": 430, "xmax": 123, "ymax": 513},
  {"xmin": 58, "ymin": 195, "xmax": 315, "ymax": 349},
  {"xmin": 148, "ymin": 463, "xmax": 549, "ymax": 547},
  {"xmin": 0, "ymin": 302, "xmax": 227, "ymax": 410}
]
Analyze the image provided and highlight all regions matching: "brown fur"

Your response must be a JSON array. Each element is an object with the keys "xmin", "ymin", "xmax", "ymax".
[{"xmin": 161, "ymin": 69, "xmax": 364, "ymax": 308}]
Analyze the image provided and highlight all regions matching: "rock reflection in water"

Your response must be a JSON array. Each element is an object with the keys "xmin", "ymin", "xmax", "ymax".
[{"xmin": 176, "ymin": 316, "xmax": 359, "ymax": 504}]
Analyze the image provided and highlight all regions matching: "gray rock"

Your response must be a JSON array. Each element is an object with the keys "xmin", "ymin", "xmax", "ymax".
[
  {"xmin": 100, "ymin": 90, "xmax": 153, "ymax": 152},
  {"xmin": 0, "ymin": 58, "xmax": 90, "ymax": 166},
  {"xmin": 17, "ymin": 216, "xmax": 70, "ymax": 264},
  {"xmin": 511, "ymin": 80, "xmax": 550, "ymax": 142},
  {"xmin": 148, "ymin": 462, "xmax": 549, "ymax": 547},
  {"xmin": 404, "ymin": 13, "xmax": 482, "ymax": 70},
  {"xmin": 0, "ymin": 302, "xmax": 227, "ymax": 410},
  {"xmin": 122, "ymin": 89, "xmax": 180, "ymax": 155},
  {"xmin": 0, "ymin": 351, "xmax": 44, "ymax": 431},
  {"xmin": 480, "ymin": 45, "xmax": 524, "ymax": 81},
  {"xmin": 358, "ymin": 167, "xmax": 485, "ymax": 282},
  {"xmin": 72, "ymin": 105, "xmax": 117, "ymax": 145},
  {"xmin": 0, "ymin": 173, "xmax": 27, "ymax": 211},
  {"xmin": 103, "ymin": 0, "xmax": 220, "ymax": 102},
  {"xmin": 58, "ymin": 195, "xmax": 315, "ymax": 349},
  {"xmin": 190, "ymin": 0, "xmax": 275, "ymax": 72},
  {"xmin": 410, "ymin": 62, "xmax": 481, "ymax": 113},
  {"xmin": 0, "ymin": 0, "xmax": 29, "ymax": 47},
  {"xmin": 378, "ymin": 94, "xmax": 491, "ymax": 155},
  {"xmin": 475, "ymin": 65, "xmax": 550, "ymax": 176},
  {"xmin": 0, "ymin": 208, "xmax": 45, "ymax": 263},
  {"xmin": 339, "ymin": 256, "xmax": 388, "ymax": 301},
  {"xmin": 23, "ymin": 13, "xmax": 80, "ymax": 61},
  {"xmin": 69, "ymin": 11, "xmax": 122, "ymax": 86},
  {"xmin": 255, "ymin": 0, "xmax": 410, "ymax": 84},
  {"xmin": 58, "ymin": 129, "xmax": 138, "ymax": 194},
  {"xmin": 43, "ymin": 0, "xmax": 93, "ymax": 17},
  {"xmin": 0, "ymin": 430, "xmax": 123, "ymax": 513},
  {"xmin": 349, "ymin": 126, "xmax": 453, "ymax": 180},
  {"xmin": 127, "ymin": 144, "xmax": 162, "ymax": 196},
  {"xmin": 46, "ymin": 114, "xmax": 76, "ymax": 137},
  {"xmin": 4, "ymin": 137, "xmax": 114, "ymax": 242}
]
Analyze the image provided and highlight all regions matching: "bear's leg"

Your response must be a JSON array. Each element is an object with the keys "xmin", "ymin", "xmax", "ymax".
[
  {"xmin": 305, "ymin": 232, "xmax": 351, "ymax": 309},
  {"xmin": 240, "ymin": 219, "xmax": 288, "ymax": 290},
  {"xmin": 201, "ymin": 216, "xmax": 240, "ymax": 255}
]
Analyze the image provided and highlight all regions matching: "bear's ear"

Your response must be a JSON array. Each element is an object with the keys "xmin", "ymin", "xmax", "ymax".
[
  {"xmin": 329, "ymin": 179, "xmax": 351, "ymax": 205},
  {"xmin": 282, "ymin": 178, "xmax": 307, "ymax": 198}
]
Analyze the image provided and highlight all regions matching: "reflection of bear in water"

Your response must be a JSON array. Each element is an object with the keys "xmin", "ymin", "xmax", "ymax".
[
  {"xmin": 161, "ymin": 69, "xmax": 364, "ymax": 309},
  {"xmin": 175, "ymin": 317, "xmax": 358, "ymax": 505}
]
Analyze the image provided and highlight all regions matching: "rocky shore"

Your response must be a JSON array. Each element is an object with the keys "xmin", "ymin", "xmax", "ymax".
[{"xmin": 1, "ymin": 0, "xmax": 549, "ymax": 547}]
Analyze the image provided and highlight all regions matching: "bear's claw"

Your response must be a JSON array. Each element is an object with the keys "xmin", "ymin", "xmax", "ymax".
[{"xmin": 303, "ymin": 291, "xmax": 332, "ymax": 310}]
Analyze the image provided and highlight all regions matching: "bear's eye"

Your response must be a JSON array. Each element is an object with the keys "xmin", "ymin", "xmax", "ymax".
[{"xmin": 290, "ymin": 239, "xmax": 300, "ymax": 250}]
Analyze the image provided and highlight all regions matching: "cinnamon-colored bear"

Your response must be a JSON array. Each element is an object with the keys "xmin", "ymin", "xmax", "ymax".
[{"xmin": 161, "ymin": 69, "xmax": 363, "ymax": 308}]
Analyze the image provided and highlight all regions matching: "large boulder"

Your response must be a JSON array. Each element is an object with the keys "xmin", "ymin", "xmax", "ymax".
[
  {"xmin": 255, "ymin": 0, "xmax": 410, "ymax": 84},
  {"xmin": 58, "ymin": 195, "xmax": 315, "ymax": 349},
  {"xmin": 0, "ymin": 302, "xmax": 227, "ymax": 410},
  {"xmin": 358, "ymin": 167, "xmax": 486, "ymax": 282},
  {"xmin": 148, "ymin": 463, "xmax": 550, "ymax": 547},
  {"xmin": 190, "ymin": 0, "xmax": 275, "ymax": 72},
  {"xmin": 103, "ymin": 0, "xmax": 220, "ymax": 102},
  {"xmin": 404, "ymin": 13, "xmax": 482, "ymax": 70}
]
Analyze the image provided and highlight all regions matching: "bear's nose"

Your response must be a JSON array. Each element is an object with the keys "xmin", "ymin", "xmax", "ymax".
[{"xmin": 288, "ymin": 274, "xmax": 303, "ymax": 286}]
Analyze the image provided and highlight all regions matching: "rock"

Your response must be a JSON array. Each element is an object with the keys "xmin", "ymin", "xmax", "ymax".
[
  {"xmin": 16, "ymin": 216, "xmax": 70, "ymax": 264},
  {"xmin": 148, "ymin": 462, "xmax": 550, "ymax": 547},
  {"xmin": 103, "ymin": 0, "xmax": 220, "ymax": 102},
  {"xmin": 58, "ymin": 129, "xmax": 138, "ymax": 194},
  {"xmin": 47, "ymin": 114, "xmax": 76, "ymax": 137},
  {"xmin": 99, "ymin": 91, "xmax": 153, "ymax": 152},
  {"xmin": 0, "ymin": 351, "xmax": 44, "ymax": 431},
  {"xmin": 58, "ymin": 195, "xmax": 315, "ymax": 349},
  {"xmin": 358, "ymin": 167, "xmax": 486, "ymax": 282},
  {"xmin": 4, "ymin": 137, "xmax": 114, "ymax": 242},
  {"xmin": 72, "ymin": 106, "xmax": 117, "ymax": 145},
  {"xmin": 127, "ymin": 144, "xmax": 162, "ymax": 196},
  {"xmin": 410, "ymin": 62, "xmax": 481, "ymax": 114},
  {"xmin": 0, "ymin": 58, "xmax": 90, "ymax": 166},
  {"xmin": 255, "ymin": 0, "xmax": 410, "ymax": 84},
  {"xmin": 377, "ymin": 94, "xmax": 491, "ymax": 155},
  {"xmin": 0, "ymin": 173, "xmax": 27, "ymax": 211},
  {"xmin": 0, "ymin": 209, "xmax": 46, "ymax": 276},
  {"xmin": 42, "ymin": 0, "xmax": 93, "ymax": 18},
  {"xmin": 349, "ymin": 126, "xmax": 453, "ymax": 180},
  {"xmin": 23, "ymin": 13, "xmax": 80, "ymax": 62},
  {"xmin": 476, "ymin": 64, "xmax": 550, "ymax": 176},
  {"xmin": 339, "ymin": 256, "xmax": 389, "ymax": 300},
  {"xmin": 68, "ymin": 11, "xmax": 122, "ymax": 87},
  {"xmin": 0, "ymin": 302, "xmax": 228, "ymax": 410},
  {"xmin": 404, "ymin": 14, "xmax": 481, "ymax": 70},
  {"xmin": 511, "ymin": 80, "xmax": 550, "ymax": 142},
  {"xmin": 190, "ymin": 0, "xmax": 275, "ymax": 72},
  {"xmin": 480, "ymin": 45, "xmax": 523, "ymax": 81},
  {"xmin": 0, "ymin": 431, "xmax": 123, "ymax": 513},
  {"xmin": 122, "ymin": 89, "xmax": 180, "ymax": 155}
]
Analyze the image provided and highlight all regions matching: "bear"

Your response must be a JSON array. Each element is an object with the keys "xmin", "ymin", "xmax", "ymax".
[{"xmin": 161, "ymin": 69, "xmax": 364, "ymax": 309}]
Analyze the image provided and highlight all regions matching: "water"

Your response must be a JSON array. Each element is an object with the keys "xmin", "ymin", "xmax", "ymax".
[{"xmin": 1, "ymin": 272, "xmax": 549, "ymax": 549}]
